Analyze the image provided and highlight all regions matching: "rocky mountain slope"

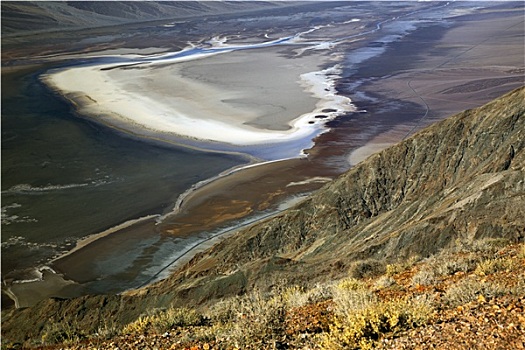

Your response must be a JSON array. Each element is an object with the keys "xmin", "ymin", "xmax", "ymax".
[
  {"xmin": 9, "ymin": 241, "xmax": 525, "ymax": 349},
  {"xmin": 2, "ymin": 86, "xmax": 524, "ymax": 346},
  {"xmin": 1, "ymin": 1, "xmax": 283, "ymax": 35},
  {"xmin": 150, "ymin": 86, "xmax": 524, "ymax": 298}
]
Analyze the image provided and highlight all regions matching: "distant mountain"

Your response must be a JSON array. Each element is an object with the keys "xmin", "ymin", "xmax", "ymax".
[
  {"xmin": 1, "ymin": 1, "xmax": 283, "ymax": 35},
  {"xmin": 2, "ymin": 87, "xmax": 524, "ymax": 345}
]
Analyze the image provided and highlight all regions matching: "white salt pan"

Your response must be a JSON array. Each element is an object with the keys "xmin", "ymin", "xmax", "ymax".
[{"xmin": 43, "ymin": 43, "xmax": 354, "ymax": 153}]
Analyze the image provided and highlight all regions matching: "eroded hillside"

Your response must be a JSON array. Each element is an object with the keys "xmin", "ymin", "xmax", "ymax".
[
  {"xmin": 2, "ymin": 87, "xmax": 524, "ymax": 347},
  {"xmin": 1, "ymin": 1, "xmax": 283, "ymax": 35},
  {"xmin": 151, "ymin": 86, "xmax": 524, "ymax": 298}
]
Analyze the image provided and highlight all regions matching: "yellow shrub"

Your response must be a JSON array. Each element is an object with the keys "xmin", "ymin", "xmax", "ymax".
[
  {"xmin": 121, "ymin": 307, "xmax": 203, "ymax": 335},
  {"xmin": 321, "ymin": 297, "xmax": 434, "ymax": 349},
  {"xmin": 336, "ymin": 277, "xmax": 367, "ymax": 291},
  {"xmin": 385, "ymin": 263, "xmax": 404, "ymax": 276},
  {"xmin": 40, "ymin": 321, "xmax": 85, "ymax": 345},
  {"xmin": 207, "ymin": 288, "xmax": 289, "ymax": 347},
  {"xmin": 373, "ymin": 276, "xmax": 396, "ymax": 290},
  {"xmin": 443, "ymin": 276, "xmax": 522, "ymax": 307},
  {"xmin": 519, "ymin": 244, "xmax": 525, "ymax": 259},
  {"xmin": 121, "ymin": 316, "xmax": 150, "ymax": 335},
  {"xmin": 332, "ymin": 278, "xmax": 376, "ymax": 319},
  {"xmin": 475, "ymin": 257, "xmax": 515, "ymax": 276},
  {"xmin": 281, "ymin": 285, "xmax": 306, "ymax": 308}
]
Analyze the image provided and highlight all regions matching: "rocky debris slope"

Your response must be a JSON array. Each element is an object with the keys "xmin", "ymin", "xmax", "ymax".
[
  {"xmin": 2, "ymin": 87, "xmax": 524, "ymax": 346},
  {"xmin": 8, "ymin": 242, "xmax": 525, "ymax": 349}
]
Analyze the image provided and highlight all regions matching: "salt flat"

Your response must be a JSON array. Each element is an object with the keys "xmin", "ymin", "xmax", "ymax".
[{"xmin": 43, "ymin": 45, "xmax": 353, "ymax": 150}]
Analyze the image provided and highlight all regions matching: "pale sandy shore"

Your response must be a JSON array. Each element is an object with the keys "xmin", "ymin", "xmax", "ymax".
[{"xmin": 42, "ymin": 45, "xmax": 354, "ymax": 153}]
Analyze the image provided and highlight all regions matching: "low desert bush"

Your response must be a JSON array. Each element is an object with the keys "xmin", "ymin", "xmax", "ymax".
[
  {"xmin": 321, "ymin": 296, "xmax": 433, "ymax": 349},
  {"xmin": 335, "ymin": 277, "xmax": 367, "ymax": 292},
  {"xmin": 437, "ymin": 255, "xmax": 479, "ymax": 276},
  {"xmin": 207, "ymin": 296, "xmax": 241, "ymax": 325},
  {"xmin": 41, "ymin": 321, "xmax": 86, "ymax": 345},
  {"xmin": 121, "ymin": 307, "xmax": 204, "ymax": 335},
  {"xmin": 348, "ymin": 259, "xmax": 385, "ymax": 279},
  {"xmin": 515, "ymin": 273, "xmax": 525, "ymax": 294},
  {"xmin": 280, "ymin": 283, "xmax": 332, "ymax": 309},
  {"xmin": 443, "ymin": 277, "xmax": 514, "ymax": 307},
  {"xmin": 518, "ymin": 244, "xmax": 525, "ymax": 259},
  {"xmin": 373, "ymin": 275, "xmax": 396, "ymax": 290},
  {"xmin": 205, "ymin": 282, "xmax": 338, "ymax": 348},
  {"xmin": 206, "ymin": 288, "xmax": 289, "ymax": 348},
  {"xmin": 385, "ymin": 256, "xmax": 420, "ymax": 276},
  {"xmin": 385, "ymin": 263, "xmax": 404, "ymax": 276},
  {"xmin": 453, "ymin": 238, "xmax": 510, "ymax": 254},
  {"xmin": 420, "ymin": 238, "xmax": 512, "ymax": 280},
  {"xmin": 475, "ymin": 257, "xmax": 516, "ymax": 276},
  {"xmin": 152, "ymin": 307, "xmax": 204, "ymax": 333},
  {"xmin": 121, "ymin": 315, "xmax": 150, "ymax": 335},
  {"xmin": 92, "ymin": 319, "xmax": 120, "ymax": 340},
  {"xmin": 411, "ymin": 267, "xmax": 436, "ymax": 286},
  {"xmin": 424, "ymin": 252, "xmax": 479, "ymax": 278},
  {"xmin": 331, "ymin": 278, "xmax": 375, "ymax": 316},
  {"xmin": 333, "ymin": 288, "xmax": 376, "ymax": 319}
]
